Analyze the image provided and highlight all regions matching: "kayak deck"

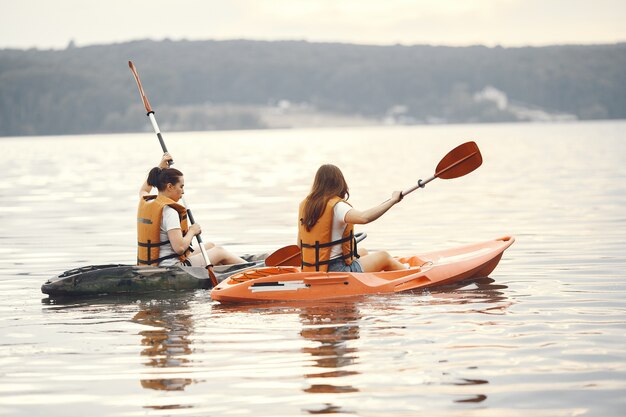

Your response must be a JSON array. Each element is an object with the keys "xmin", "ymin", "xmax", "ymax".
[
  {"xmin": 211, "ymin": 236, "xmax": 514, "ymax": 303},
  {"xmin": 41, "ymin": 254, "xmax": 266, "ymax": 297}
]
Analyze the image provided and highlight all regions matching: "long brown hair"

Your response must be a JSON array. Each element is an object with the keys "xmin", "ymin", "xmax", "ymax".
[{"xmin": 301, "ymin": 164, "xmax": 349, "ymax": 231}]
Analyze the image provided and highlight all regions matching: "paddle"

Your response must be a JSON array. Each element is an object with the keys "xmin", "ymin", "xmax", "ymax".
[
  {"xmin": 265, "ymin": 245, "xmax": 301, "ymax": 267},
  {"xmin": 265, "ymin": 142, "xmax": 482, "ymax": 267},
  {"xmin": 128, "ymin": 61, "xmax": 218, "ymax": 286},
  {"xmin": 401, "ymin": 141, "xmax": 482, "ymax": 196}
]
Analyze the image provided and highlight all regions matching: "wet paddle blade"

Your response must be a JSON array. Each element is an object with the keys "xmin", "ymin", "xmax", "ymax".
[
  {"xmin": 265, "ymin": 245, "xmax": 301, "ymax": 267},
  {"xmin": 207, "ymin": 265, "xmax": 218, "ymax": 287},
  {"xmin": 435, "ymin": 141, "xmax": 482, "ymax": 180}
]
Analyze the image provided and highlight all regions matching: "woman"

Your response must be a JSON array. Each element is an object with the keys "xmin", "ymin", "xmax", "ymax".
[
  {"xmin": 138, "ymin": 153, "xmax": 245, "ymax": 267},
  {"xmin": 298, "ymin": 164, "xmax": 407, "ymax": 273}
]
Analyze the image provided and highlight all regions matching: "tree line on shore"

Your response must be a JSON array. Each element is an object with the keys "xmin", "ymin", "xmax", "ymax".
[{"xmin": 1, "ymin": 39, "xmax": 624, "ymax": 136}]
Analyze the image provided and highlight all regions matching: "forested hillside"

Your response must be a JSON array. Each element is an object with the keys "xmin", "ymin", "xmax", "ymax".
[{"xmin": 1, "ymin": 39, "xmax": 624, "ymax": 136}]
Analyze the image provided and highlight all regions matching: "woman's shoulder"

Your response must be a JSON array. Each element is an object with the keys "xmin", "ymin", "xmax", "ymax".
[
  {"xmin": 333, "ymin": 200, "xmax": 353, "ymax": 218},
  {"xmin": 162, "ymin": 205, "xmax": 179, "ymax": 219},
  {"xmin": 162, "ymin": 206, "xmax": 181, "ymax": 228},
  {"xmin": 334, "ymin": 199, "xmax": 352, "ymax": 209}
]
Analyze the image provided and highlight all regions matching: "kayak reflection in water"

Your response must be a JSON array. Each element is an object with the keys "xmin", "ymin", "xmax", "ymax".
[
  {"xmin": 298, "ymin": 164, "xmax": 408, "ymax": 273},
  {"xmin": 138, "ymin": 153, "xmax": 245, "ymax": 267}
]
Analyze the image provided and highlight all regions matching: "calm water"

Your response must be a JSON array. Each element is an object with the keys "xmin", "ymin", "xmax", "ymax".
[{"xmin": 1, "ymin": 122, "xmax": 625, "ymax": 416}]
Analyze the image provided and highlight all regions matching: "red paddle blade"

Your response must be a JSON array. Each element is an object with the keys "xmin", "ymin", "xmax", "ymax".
[
  {"xmin": 435, "ymin": 141, "xmax": 482, "ymax": 180},
  {"xmin": 265, "ymin": 245, "xmax": 301, "ymax": 267}
]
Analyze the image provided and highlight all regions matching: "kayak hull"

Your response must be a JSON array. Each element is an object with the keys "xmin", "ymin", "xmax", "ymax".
[
  {"xmin": 41, "ymin": 255, "xmax": 266, "ymax": 297},
  {"xmin": 211, "ymin": 236, "xmax": 514, "ymax": 303}
]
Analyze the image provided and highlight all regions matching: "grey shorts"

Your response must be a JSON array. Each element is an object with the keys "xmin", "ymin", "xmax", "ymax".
[{"xmin": 327, "ymin": 258, "xmax": 363, "ymax": 273}]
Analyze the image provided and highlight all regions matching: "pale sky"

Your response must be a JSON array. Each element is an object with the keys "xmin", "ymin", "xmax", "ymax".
[{"xmin": 1, "ymin": 0, "xmax": 625, "ymax": 49}]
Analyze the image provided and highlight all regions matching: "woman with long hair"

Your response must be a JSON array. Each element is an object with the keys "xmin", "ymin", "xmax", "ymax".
[
  {"xmin": 137, "ymin": 153, "xmax": 244, "ymax": 267},
  {"xmin": 298, "ymin": 164, "xmax": 407, "ymax": 273}
]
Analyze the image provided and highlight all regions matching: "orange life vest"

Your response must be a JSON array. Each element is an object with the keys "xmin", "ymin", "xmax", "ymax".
[
  {"xmin": 298, "ymin": 196, "xmax": 357, "ymax": 272},
  {"xmin": 137, "ymin": 195, "xmax": 191, "ymax": 266}
]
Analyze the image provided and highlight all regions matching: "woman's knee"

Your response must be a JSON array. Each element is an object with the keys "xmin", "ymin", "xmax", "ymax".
[
  {"xmin": 209, "ymin": 246, "xmax": 225, "ymax": 258},
  {"xmin": 377, "ymin": 251, "xmax": 400, "ymax": 269},
  {"xmin": 359, "ymin": 251, "xmax": 386, "ymax": 272},
  {"xmin": 377, "ymin": 250, "xmax": 392, "ymax": 260}
]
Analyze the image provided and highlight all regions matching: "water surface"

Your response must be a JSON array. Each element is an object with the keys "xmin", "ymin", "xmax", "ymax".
[{"xmin": 1, "ymin": 121, "xmax": 625, "ymax": 416}]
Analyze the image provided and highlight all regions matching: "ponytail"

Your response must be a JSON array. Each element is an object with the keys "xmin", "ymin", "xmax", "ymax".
[{"xmin": 146, "ymin": 167, "xmax": 184, "ymax": 191}]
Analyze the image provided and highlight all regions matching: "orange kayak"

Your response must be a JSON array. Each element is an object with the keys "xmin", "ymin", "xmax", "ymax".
[{"xmin": 211, "ymin": 236, "xmax": 514, "ymax": 303}]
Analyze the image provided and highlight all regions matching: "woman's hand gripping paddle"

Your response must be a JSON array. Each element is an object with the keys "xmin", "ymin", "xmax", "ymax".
[
  {"xmin": 129, "ymin": 61, "xmax": 218, "ymax": 286},
  {"xmin": 266, "ymin": 142, "xmax": 483, "ymax": 267}
]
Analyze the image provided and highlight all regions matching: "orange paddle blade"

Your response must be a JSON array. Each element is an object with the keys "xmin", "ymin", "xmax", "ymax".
[
  {"xmin": 435, "ymin": 141, "xmax": 482, "ymax": 179},
  {"xmin": 128, "ymin": 61, "xmax": 153, "ymax": 113},
  {"xmin": 207, "ymin": 265, "xmax": 218, "ymax": 287},
  {"xmin": 265, "ymin": 245, "xmax": 301, "ymax": 267}
]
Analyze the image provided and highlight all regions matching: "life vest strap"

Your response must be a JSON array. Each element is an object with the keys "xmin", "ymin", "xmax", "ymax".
[
  {"xmin": 137, "ymin": 252, "xmax": 183, "ymax": 266},
  {"xmin": 137, "ymin": 240, "xmax": 171, "ymax": 248},
  {"xmin": 300, "ymin": 231, "xmax": 358, "ymax": 271},
  {"xmin": 300, "ymin": 233, "xmax": 354, "ymax": 249},
  {"xmin": 137, "ymin": 239, "xmax": 190, "ymax": 265},
  {"xmin": 137, "ymin": 254, "xmax": 193, "ymax": 266},
  {"xmin": 300, "ymin": 251, "xmax": 354, "ymax": 266}
]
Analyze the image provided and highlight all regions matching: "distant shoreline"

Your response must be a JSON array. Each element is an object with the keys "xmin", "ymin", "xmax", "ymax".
[
  {"xmin": 1, "ymin": 39, "xmax": 624, "ymax": 137},
  {"xmin": 3, "ymin": 119, "xmax": 626, "ymax": 141},
  {"xmin": 2, "ymin": 37, "xmax": 625, "ymax": 52}
]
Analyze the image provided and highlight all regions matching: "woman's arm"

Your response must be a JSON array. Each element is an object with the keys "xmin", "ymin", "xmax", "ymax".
[
  {"xmin": 344, "ymin": 191, "xmax": 403, "ymax": 225},
  {"xmin": 139, "ymin": 153, "xmax": 173, "ymax": 198},
  {"xmin": 139, "ymin": 179, "xmax": 153, "ymax": 198},
  {"xmin": 167, "ymin": 223, "xmax": 201, "ymax": 255}
]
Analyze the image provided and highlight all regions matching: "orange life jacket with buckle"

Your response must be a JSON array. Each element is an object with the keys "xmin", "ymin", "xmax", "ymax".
[
  {"xmin": 137, "ymin": 195, "xmax": 191, "ymax": 266},
  {"xmin": 298, "ymin": 196, "xmax": 357, "ymax": 272}
]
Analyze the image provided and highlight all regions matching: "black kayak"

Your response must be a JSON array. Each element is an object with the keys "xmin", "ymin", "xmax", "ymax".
[{"xmin": 41, "ymin": 254, "xmax": 266, "ymax": 297}]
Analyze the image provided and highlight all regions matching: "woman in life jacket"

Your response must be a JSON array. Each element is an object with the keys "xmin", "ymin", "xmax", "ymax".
[
  {"xmin": 138, "ymin": 153, "xmax": 245, "ymax": 267},
  {"xmin": 298, "ymin": 164, "xmax": 408, "ymax": 273}
]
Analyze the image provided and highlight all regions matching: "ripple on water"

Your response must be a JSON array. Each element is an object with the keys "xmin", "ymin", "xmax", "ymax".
[{"xmin": 1, "ymin": 124, "xmax": 626, "ymax": 416}]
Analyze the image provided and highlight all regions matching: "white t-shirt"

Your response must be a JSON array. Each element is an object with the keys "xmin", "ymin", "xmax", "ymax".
[
  {"xmin": 158, "ymin": 205, "xmax": 183, "ymax": 266},
  {"xmin": 329, "ymin": 201, "xmax": 353, "ymax": 259}
]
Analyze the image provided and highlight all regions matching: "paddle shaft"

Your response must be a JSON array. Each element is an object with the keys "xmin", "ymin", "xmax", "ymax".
[
  {"xmin": 401, "ymin": 176, "xmax": 433, "ymax": 197},
  {"xmin": 148, "ymin": 113, "xmax": 205, "ymax": 248},
  {"xmin": 129, "ymin": 61, "xmax": 212, "ymax": 268},
  {"xmin": 148, "ymin": 113, "xmax": 170, "ymax": 162}
]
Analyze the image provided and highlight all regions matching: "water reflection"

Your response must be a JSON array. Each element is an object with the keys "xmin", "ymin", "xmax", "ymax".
[
  {"xmin": 428, "ymin": 277, "xmax": 512, "ymax": 314},
  {"xmin": 299, "ymin": 303, "xmax": 361, "ymax": 395},
  {"xmin": 292, "ymin": 302, "xmax": 359, "ymax": 415},
  {"xmin": 39, "ymin": 276, "xmax": 511, "ymax": 414},
  {"xmin": 454, "ymin": 393, "xmax": 487, "ymax": 403},
  {"xmin": 426, "ymin": 278, "xmax": 509, "ymax": 404},
  {"xmin": 131, "ymin": 298, "xmax": 194, "ymax": 392}
]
